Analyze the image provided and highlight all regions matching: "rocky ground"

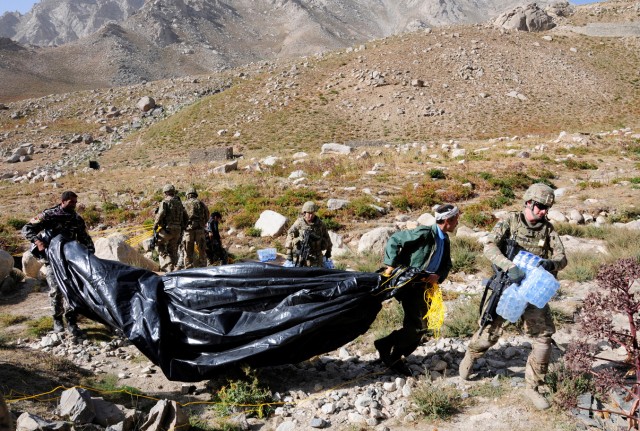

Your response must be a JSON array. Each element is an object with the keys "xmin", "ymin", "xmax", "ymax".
[{"xmin": 0, "ymin": 256, "xmax": 621, "ymax": 431}]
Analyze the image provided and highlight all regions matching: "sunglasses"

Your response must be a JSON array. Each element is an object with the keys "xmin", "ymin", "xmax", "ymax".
[{"xmin": 533, "ymin": 201, "xmax": 549, "ymax": 211}]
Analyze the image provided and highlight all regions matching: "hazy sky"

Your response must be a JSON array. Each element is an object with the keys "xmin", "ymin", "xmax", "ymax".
[{"xmin": 0, "ymin": 0, "xmax": 603, "ymax": 17}]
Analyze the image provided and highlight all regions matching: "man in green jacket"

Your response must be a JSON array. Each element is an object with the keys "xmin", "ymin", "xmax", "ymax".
[{"xmin": 375, "ymin": 204, "xmax": 460, "ymax": 376}]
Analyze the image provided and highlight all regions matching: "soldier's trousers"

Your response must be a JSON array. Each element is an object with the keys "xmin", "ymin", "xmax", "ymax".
[
  {"xmin": 376, "ymin": 282, "xmax": 429, "ymax": 360},
  {"xmin": 45, "ymin": 263, "xmax": 76, "ymax": 325},
  {"xmin": 157, "ymin": 226, "xmax": 181, "ymax": 272},
  {"xmin": 466, "ymin": 303, "xmax": 555, "ymax": 388},
  {"xmin": 0, "ymin": 392, "xmax": 11, "ymax": 431},
  {"xmin": 183, "ymin": 228, "xmax": 207, "ymax": 268}
]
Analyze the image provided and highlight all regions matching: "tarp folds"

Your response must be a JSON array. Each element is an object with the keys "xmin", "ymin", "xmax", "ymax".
[{"xmin": 47, "ymin": 236, "xmax": 385, "ymax": 382}]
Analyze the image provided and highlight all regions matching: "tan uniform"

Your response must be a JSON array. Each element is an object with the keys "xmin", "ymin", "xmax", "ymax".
[
  {"xmin": 285, "ymin": 217, "xmax": 332, "ymax": 267},
  {"xmin": 154, "ymin": 196, "xmax": 186, "ymax": 272},
  {"xmin": 182, "ymin": 197, "xmax": 209, "ymax": 268},
  {"xmin": 468, "ymin": 211, "xmax": 567, "ymax": 388}
]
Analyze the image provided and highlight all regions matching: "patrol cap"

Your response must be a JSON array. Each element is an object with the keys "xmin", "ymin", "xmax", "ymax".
[
  {"xmin": 302, "ymin": 201, "xmax": 318, "ymax": 213},
  {"xmin": 523, "ymin": 183, "xmax": 555, "ymax": 207},
  {"xmin": 162, "ymin": 184, "xmax": 176, "ymax": 193}
]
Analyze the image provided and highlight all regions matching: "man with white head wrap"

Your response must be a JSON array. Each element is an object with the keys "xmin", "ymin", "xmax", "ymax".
[{"xmin": 374, "ymin": 204, "xmax": 460, "ymax": 376}]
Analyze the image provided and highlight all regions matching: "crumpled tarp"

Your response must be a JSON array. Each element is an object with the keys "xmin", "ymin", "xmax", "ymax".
[{"xmin": 47, "ymin": 236, "xmax": 388, "ymax": 382}]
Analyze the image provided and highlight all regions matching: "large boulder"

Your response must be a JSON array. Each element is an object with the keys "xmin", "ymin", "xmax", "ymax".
[
  {"xmin": 140, "ymin": 400, "xmax": 188, "ymax": 431},
  {"xmin": 0, "ymin": 249, "xmax": 13, "ymax": 281},
  {"xmin": 22, "ymin": 249, "xmax": 44, "ymax": 279},
  {"xmin": 494, "ymin": 3, "xmax": 556, "ymax": 32},
  {"xmin": 357, "ymin": 227, "xmax": 397, "ymax": 256},
  {"xmin": 254, "ymin": 210, "xmax": 288, "ymax": 237},
  {"xmin": 94, "ymin": 234, "xmax": 159, "ymax": 271}
]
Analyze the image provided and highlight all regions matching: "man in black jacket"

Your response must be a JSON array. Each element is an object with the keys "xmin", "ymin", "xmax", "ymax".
[{"xmin": 22, "ymin": 191, "xmax": 94, "ymax": 337}]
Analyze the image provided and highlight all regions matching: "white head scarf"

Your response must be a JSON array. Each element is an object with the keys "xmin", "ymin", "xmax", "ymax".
[{"xmin": 435, "ymin": 205, "xmax": 459, "ymax": 222}]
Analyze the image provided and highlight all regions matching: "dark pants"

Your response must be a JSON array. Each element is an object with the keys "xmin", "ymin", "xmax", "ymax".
[{"xmin": 377, "ymin": 282, "xmax": 429, "ymax": 359}]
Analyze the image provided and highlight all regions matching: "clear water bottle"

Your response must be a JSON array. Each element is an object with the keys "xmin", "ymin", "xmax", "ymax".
[
  {"xmin": 519, "ymin": 266, "xmax": 560, "ymax": 308},
  {"xmin": 257, "ymin": 248, "xmax": 277, "ymax": 262},
  {"xmin": 513, "ymin": 250, "xmax": 542, "ymax": 273},
  {"xmin": 496, "ymin": 284, "xmax": 528, "ymax": 323}
]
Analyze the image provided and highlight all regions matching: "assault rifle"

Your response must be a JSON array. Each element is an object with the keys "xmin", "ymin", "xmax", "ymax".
[
  {"xmin": 478, "ymin": 239, "xmax": 519, "ymax": 335},
  {"xmin": 149, "ymin": 228, "xmax": 159, "ymax": 250},
  {"xmin": 294, "ymin": 230, "xmax": 318, "ymax": 267}
]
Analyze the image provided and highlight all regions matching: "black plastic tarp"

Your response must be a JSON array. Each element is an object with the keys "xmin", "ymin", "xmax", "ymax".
[{"xmin": 46, "ymin": 236, "xmax": 387, "ymax": 382}]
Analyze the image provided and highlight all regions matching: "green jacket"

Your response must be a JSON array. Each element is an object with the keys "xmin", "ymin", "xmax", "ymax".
[{"xmin": 383, "ymin": 224, "xmax": 452, "ymax": 283}]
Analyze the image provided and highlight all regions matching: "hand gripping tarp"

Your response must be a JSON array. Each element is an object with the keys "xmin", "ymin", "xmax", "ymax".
[{"xmin": 46, "ymin": 236, "xmax": 385, "ymax": 382}]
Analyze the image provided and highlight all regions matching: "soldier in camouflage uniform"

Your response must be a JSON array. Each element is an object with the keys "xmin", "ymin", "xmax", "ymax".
[
  {"xmin": 285, "ymin": 201, "xmax": 332, "ymax": 267},
  {"xmin": 153, "ymin": 184, "xmax": 186, "ymax": 272},
  {"xmin": 22, "ymin": 191, "xmax": 94, "ymax": 337},
  {"xmin": 182, "ymin": 187, "xmax": 209, "ymax": 268},
  {"xmin": 458, "ymin": 183, "xmax": 567, "ymax": 410}
]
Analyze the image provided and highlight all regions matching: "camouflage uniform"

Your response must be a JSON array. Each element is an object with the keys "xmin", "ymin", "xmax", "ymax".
[
  {"xmin": 466, "ymin": 211, "xmax": 567, "ymax": 388},
  {"xmin": 285, "ymin": 217, "xmax": 332, "ymax": 267},
  {"xmin": 154, "ymin": 195, "xmax": 186, "ymax": 272},
  {"xmin": 22, "ymin": 203, "xmax": 94, "ymax": 332},
  {"xmin": 182, "ymin": 195, "xmax": 209, "ymax": 268}
]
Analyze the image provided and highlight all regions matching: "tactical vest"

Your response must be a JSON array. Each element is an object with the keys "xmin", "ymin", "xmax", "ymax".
[
  {"xmin": 184, "ymin": 199, "xmax": 207, "ymax": 230},
  {"xmin": 163, "ymin": 197, "xmax": 185, "ymax": 227}
]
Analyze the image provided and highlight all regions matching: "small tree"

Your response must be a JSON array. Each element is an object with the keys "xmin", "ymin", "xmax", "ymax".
[{"xmin": 563, "ymin": 257, "xmax": 640, "ymax": 426}]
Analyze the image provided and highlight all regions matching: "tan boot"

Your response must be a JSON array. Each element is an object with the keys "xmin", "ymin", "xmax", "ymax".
[
  {"xmin": 459, "ymin": 350, "xmax": 475, "ymax": 380},
  {"xmin": 525, "ymin": 387, "xmax": 550, "ymax": 410}
]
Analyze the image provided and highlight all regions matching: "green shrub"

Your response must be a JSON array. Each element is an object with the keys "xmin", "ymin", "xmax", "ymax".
[
  {"xmin": 450, "ymin": 236, "xmax": 484, "ymax": 274},
  {"xmin": 27, "ymin": 316, "xmax": 56, "ymax": 338},
  {"xmin": 79, "ymin": 205, "xmax": 101, "ymax": 226},
  {"xmin": 83, "ymin": 374, "xmax": 143, "ymax": 404},
  {"xmin": 6, "ymin": 218, "xmax": 27, "ymax": 230},
  {"xmin": 322, "ymin": 217, "xmax": 342, "ymax": 231},
  {"xmin": 230, "ymin": 212, "xmax": 255, "ymax": 229},
  {"xmin": 213, "ymin": 377, "xmax": 276, "ymax": 418},
  {"xmin": 428, "ymin": 168, "xmax": 446, "ymax": 179},
  {"xmin": 461, "ymin": 204, "xmax": 496, "ymax": 229},
  {"xmin": 411, "ymin": 383, "xmax": 461, "ymax": 420},
  {"xmin": 546, "ymin": 363, "xmax": 594, "ymax": 409},
  {"xmin": 101, "ymin": 201, "xmax": 119, "ymax": 212},
  {"xmin": 442, "ymin": 296, "xmax": 480, "ymax": 338},
  {"xmin": 563, "ymin": 159, "xmax": 598, "ymax": 170},
  {"xmin": 559, "ymin": 252, "xmax": 601, "ymax": 282},
  {"xmin": 349, "ymin": 197, "xmax": 379, "ymax": 219},
  {"xmin": 247, "ymin": 227, "xmax": 261, "ymax": 237}
]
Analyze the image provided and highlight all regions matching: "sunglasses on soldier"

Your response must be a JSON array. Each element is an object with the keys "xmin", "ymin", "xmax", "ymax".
[{"xmin": 533, "ymin": 201, "xmax": 549, "ymax": 211}]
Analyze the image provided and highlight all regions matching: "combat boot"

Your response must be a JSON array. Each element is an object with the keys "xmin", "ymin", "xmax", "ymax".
[
  {"xmin": 52, "ymin": 318, "xmax": 64, "ymax": 333},
  {"xmin": 458, "ymin": 350, "xmax": 475, "ymax": 380},
  {"xmin": 525, "ymin": 386, "xmax": 550, "ymax": 410},
  {"xmin": 374, "ymin": 338, "xmax": 394, "ymax": 368}
]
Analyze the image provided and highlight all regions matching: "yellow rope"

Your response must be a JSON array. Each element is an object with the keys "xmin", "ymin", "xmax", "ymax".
[{"xmin": 423, "ymin": 283, "xmax": 446, "ymax": 338}]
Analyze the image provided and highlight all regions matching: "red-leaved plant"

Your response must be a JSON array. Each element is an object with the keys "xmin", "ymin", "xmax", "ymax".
[{"xmin": 564, "ymin": 258, "xmax": 640, "ymax": 427}]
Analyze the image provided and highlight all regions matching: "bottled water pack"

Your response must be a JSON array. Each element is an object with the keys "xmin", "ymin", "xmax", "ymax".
[
  {"xmin": 496, "ymin": 283, "xmax": 528, "ymax": 323},
  {"xmin": 518, "ymin": 266, "xmax": 560, "ymax": 308},
  {"xmin": 257, "ymin": 248, "xmax": 277, "ymax": 262},
  {"xmin": 513, "ymin": 250, "xmax": 541, "ymax": 273}
]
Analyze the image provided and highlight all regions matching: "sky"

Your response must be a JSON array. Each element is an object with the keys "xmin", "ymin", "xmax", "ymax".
[{"xmin": 0, "ymin": 0, "xmax": 603, "ymax": 16}]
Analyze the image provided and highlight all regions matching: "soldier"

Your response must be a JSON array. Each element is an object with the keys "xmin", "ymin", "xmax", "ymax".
[
  {"xmin": 0, "ymin": 393, "xmax": 11, "ymax": 431},
  {"xmin": 205, "ymin": 211, "xmax": 228, "ymax": 265},
  {"xmin": 458, "ymin": 183, "xmax": 567, "ymax": 410},
  {"xmin": 22, "ymin": 191, "xmax": 94, "ymax": 337},
  {"xmin": 153, "ymin": 184, "xmax": 186, "ymax": 272},
  {"xmin": 182, "ymin": 186, "xmax": 209, "ymax": 268},
  {"xmin": 375, "ymin": 204, "xmax": 459, "ymax": 376},
  {"xmin": 285, "ymin": 201, "xmax": 332, "ymax": 267}
]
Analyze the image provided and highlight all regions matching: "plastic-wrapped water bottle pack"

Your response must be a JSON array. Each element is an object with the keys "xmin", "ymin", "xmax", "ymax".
[{"xmin": 257, "ymin": 248, "xmax": 277, "ymax": 262}]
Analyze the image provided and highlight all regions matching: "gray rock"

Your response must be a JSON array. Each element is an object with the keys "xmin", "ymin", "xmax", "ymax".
[
  {"xmin": 321, "ymin": 143, "xmax": 352, "ymax": 155},
  {"xmin": 16, "ymin": 412, "xmax": 70, "ymax": 431},
  {"xmin": 58, "ymin": 387, "xmax": 95, "ymax": 424}
]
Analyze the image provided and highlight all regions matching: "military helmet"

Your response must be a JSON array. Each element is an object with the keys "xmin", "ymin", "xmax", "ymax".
[
  {"xmin": 162, "ymin": 184, "xmax": 176, "ymax": 193},
  {"xmin": 187, "ymin": 186, "xmax": 197, "ymax": 196},
  {"xmin": 302, "ymin": 201, "xmax": 318, "ymax": 213},
  {"xmin": 523, "ymin": 183, "xmax": 555, "ymax": 207}
]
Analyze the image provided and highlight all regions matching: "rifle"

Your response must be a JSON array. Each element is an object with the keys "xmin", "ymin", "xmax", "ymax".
[
  {"xmin": 150, "ymin": 228, "xmax": 159, "ymax": 250},
  {"xmin": 478, "ymin": 238, "xmax": 519, "ymax": 335},
  {"xmin": 294, "ymin": 229, "xmax": 317, "ymax": 267}
]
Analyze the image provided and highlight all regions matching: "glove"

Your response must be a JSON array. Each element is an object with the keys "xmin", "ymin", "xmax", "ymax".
[
  {"xmin": 325, "ymin": 251, "xmax": 331, "ymax": 259},
  {"xmin": 382, "ymin": 266, "xmax": 394, "ymax": 277},
  {"xmin": 537, "ymin": 259, "xmax": 555, "ymax": 272},
  {"xmin": 507, "ymin": 265, "xmax": 526, "ymax": 284}
]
